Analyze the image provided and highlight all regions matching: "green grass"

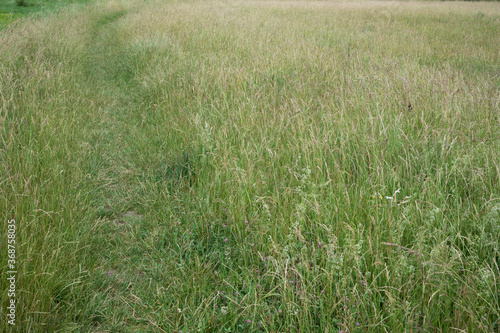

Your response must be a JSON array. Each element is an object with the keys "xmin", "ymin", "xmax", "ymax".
[
  {"xmin": 1, "ymin": 0, "xmax": 499, "ymax": 332},
  {"xmin": 0, "ymin": 0, "xmax": 89, "ymax": 29},
  {"xmin": 0, "ymin": 0, "xmax": 36, "ymax": 27}
]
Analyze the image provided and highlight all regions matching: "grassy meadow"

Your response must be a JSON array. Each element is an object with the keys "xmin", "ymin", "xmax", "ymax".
[{"xmin": 1, "ymin": 0, "xmax": 499, "ymax": 331}]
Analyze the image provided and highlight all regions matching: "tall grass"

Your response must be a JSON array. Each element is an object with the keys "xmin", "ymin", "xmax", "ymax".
[{"xmin": 1, "ymin": 0, "xmax": 499, "ymax": 331}]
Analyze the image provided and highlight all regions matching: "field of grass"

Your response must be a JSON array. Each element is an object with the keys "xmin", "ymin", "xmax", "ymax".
[{"xmin": 1, "ymin": 0, "xmax": 499, "ymax": 331}]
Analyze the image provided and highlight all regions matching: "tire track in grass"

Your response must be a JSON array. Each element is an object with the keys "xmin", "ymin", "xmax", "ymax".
[
  {"xmin": 77, "ymin": 5, "xmax": 165, "ymax": 331},
  {"xmin": 78, "ymin": 3, "xmax": 229, "ymax": 331}
]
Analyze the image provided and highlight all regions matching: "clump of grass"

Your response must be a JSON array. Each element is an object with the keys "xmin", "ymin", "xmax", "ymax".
[{"xmin": 16, "ymin": 0, "xmax": 35, "ymax": 7}]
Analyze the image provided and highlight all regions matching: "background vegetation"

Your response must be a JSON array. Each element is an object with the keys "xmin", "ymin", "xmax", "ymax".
[
  {"xmin": 1, "ymin": 0, "xmax": 499, "ymax": 332},
  {"xmin": 0, "ymin": 0, "xmax": 89, "ymax": 29}
]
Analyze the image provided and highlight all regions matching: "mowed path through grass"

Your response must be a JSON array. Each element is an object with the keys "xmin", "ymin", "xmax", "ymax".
[{"xmin": 1, "ymin": 0, "xmax": 499, "ymax": 332}]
